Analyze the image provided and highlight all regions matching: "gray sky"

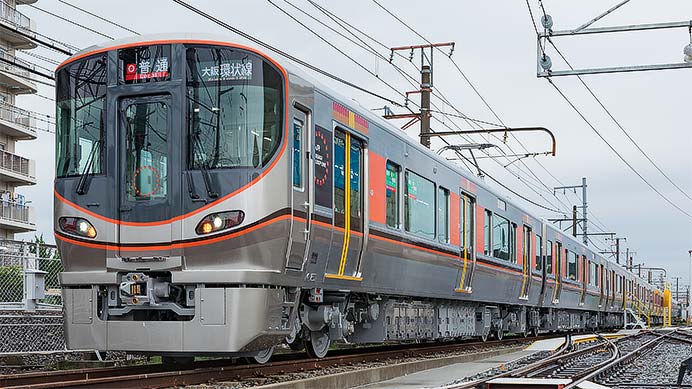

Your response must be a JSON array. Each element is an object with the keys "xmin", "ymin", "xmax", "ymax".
[{"xmin": 14, "ymin": 0, "xmax": 692, "ymax": 289}]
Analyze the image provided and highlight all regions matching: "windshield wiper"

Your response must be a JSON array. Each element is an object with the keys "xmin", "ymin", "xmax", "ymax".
[{"xmin": 75, "ymin": 137, "xmax": 101, "ymax": 195}]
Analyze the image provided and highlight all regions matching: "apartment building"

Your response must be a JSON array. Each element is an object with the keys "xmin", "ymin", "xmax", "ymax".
[{"xmin": 0, "ymin": 0, "xmax": 38, "ymax": 238}]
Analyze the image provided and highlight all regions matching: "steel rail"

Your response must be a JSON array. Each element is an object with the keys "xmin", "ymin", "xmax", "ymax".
[
  {"xmin": 565, "ymin": 331, "xmax": 672, "ymax": 389},
  {"xmin": 0, "ymin": 336, "xmax": 537, "ymax": 389},
  {"xmin": 446, "ymin": 335, "xmax": 573, "ymax": 389}
]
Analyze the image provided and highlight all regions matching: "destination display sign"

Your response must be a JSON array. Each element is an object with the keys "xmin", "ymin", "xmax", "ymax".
[{"xmin": 119, "ymin": 45, "xmax": 171, "ymax": 84}]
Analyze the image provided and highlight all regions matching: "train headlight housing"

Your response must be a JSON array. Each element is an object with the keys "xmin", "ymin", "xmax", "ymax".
[
  {"xmin": 196, "ymin": 210, "xmax": 245, "ymax": 235},
  {"xmin": 59, "ymin": 217, "xmax": 97, "ymax": 239}
]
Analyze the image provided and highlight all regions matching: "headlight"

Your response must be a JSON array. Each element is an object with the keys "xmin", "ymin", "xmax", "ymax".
[
  {"xmin": 59, "ymin": 217, "xmax": 97, "ymax": 239},
  {"xmin": 196, "ymin": 210, "xmax": 245, "ymax": 235}
]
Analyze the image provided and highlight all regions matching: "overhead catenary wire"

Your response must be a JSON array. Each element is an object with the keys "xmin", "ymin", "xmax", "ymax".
[
  {"xmin": 368, "ymin": 0, "xmax": 577, "ymax": 214},
  {"xmin": 171, "ymin": 0, "xmax": 404, "ymax": 107},
  {"xmin": 28, "ymin": 3, "xmax": 114, "ymax": 40},
  {"xmin": 304, "ymin": 0, "xmax": 574, "ymax": 216},
  {"xmin": 546, "ymin": 37, "xmax": 692, "ymax": 203},
  {"xmin": 57, "ymin": 0, "xmax": 140, "ymax": 36},
  {"xmin": 547, "ymin": 78, "xmax": 692, "ymax": 220}
]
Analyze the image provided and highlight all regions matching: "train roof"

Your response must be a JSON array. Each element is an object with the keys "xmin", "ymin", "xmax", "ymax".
[{"xmin": 59, "ymin": 33, "xmax": 660, "ymax": 291}]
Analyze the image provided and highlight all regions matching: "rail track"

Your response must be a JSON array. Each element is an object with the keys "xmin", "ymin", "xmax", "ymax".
[
  {"xmin": 448, "ymin": 329, "xmax": 691, "ymax": 389},
  {"xmin": 448, "ymin": 331, "xmax": 667, "ymax": 388},
  {"xmin": 0, "ymin": 335, "xmax": 536, "ymax": 389}
]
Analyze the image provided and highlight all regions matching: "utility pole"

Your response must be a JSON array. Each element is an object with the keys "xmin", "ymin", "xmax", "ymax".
[
  {"xmin": 672, "ymin": 276, "xmax": 682, "ymax": 301},
  {"xmin": 383, "ymin": 42, "xmax": 455, "ymax": 149},
  {"xmin": 688, "ymin": 250, "xmax": 692, "ymax": 322},
  {"xmin": 553, "ymin": 177, "xmax": 588, "ymax": 245}
]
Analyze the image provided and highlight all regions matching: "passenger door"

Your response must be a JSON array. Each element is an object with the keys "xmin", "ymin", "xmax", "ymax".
[
  {"xmin": 117, "ymin": 95, "xmax": 178, "ymax": 260},
  {"xmin": 455, "ymin": 192, "xmax": 475, "ymax": 292},
  {"xmin": 286, "ymin": 106, "xmax": 312, "ymax": 270},
  {"xmin": 519, "ymin": 225, "xmax": 531, "ymax": 300},
  {"xmin": 552, "ymin": 241, "xmax": 562, "ymax": 304},
  {"xmin": 325, "ymin": 128, "xmax": 365, "ymax": 280}
]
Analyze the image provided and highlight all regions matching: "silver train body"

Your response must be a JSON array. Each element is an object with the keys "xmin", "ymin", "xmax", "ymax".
[{"xmin": 54, "ymin": 34, "xmax": 664, "ymax": 358}]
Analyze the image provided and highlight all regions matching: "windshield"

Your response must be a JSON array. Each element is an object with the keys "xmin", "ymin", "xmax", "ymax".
[
  {"xmin": 185, "ymin": 45, "xmax": 283, "ymax": 169},
  {"xmin": 55, "ymin": 55, "xmax": 107, "ymax": 178}
]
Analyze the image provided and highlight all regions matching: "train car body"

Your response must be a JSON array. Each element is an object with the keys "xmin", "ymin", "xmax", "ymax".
[{"xmin": 54, "ymin": 34, "xmax": 663, "ymax": 359}]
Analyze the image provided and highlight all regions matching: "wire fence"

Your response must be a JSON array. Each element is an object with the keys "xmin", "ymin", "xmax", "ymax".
[{"xmin": 0, "ymin": 240, "xmax": 66, "ymax": 353}]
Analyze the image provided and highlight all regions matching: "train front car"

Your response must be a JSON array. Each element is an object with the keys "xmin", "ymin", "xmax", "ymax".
[{"xmin": 54, "ymin": 37, "xmax": 297, "ymax": 358}]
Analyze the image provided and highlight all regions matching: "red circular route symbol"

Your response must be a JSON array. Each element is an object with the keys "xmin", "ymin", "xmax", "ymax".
[{"xmin": 131, "ymin": 165, "xmax": 162, "ymax": 197}]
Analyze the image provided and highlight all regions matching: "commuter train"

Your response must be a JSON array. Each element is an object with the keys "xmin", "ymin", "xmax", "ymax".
[{"xmin": 54, "ymin": 34, "xmax": 663, "ymax": 361}]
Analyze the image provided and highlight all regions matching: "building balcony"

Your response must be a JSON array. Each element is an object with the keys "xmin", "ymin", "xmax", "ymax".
[
  {"xmin": 0, "ymin": 102, "xmax": 37, "ymax": 140},
  {"xmin": 0, "ymin": 51, "xmax": 37, "ymax": 94},
  {"xmin": 0, "ymin": 1, "xmax": 37, "ymax": 49},
  {"xmin": 0, "ymin": 201, "xmax": 35, "ymax": 232},
  {"xmin": 0, "ymin": 149, "xmax": 36, "ymax": 185}
]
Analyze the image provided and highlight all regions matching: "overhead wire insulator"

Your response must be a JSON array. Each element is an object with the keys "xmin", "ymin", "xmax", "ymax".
[
  {"xmin": 540, "ymin": 54, "xmax": 553, "ymax": 71},
  {"xmin": 541, "ymin": 14, "xmax": 553, "ymax": 30}
]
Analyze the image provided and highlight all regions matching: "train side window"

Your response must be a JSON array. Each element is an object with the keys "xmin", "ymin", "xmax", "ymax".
[
  {"xmin": 567, "ymin": 250, "xmax": 577, "ymax": 280},
  {"xmin": 522, "ymin": 225, "xmax": 531, "ymax": 267},
  {"xmin": 484, "ymin": 210, "xmax": 492, "ymax": 255},
  {"xmin": 385, "ymin": 161, "xmax": 400, "ymax": 228},
  {"xmin": 546, "ymin": 240, "xmax": 553, "ymax": 274},
  {"xmin": 492, "ymin": 214, "xmax": 510, "ymax": 261},
  {"xmin": 404, "ymin": 170, "xmax": 435, "ymax": 240},
  {"xmin": 589, "ymin": 261, "xmax": 596, "ymax": 286},
  {"xmin": 461, "ymin": 193, "xmax": 475, "ymax": 259},
  {"xmin": 437, "ymin": 187, "xmax": 450, "ymax": 243},
  {"xmin": 581, "ymin": 256, "xmax": 587, "ymax": 285},
  {"xmin": 292, "ymin": 119, "xmax": 303, "ymax": 189},
  {"xmin": 535, "ymin": 234, "xmax": 543, "ymax": 271},
  {"xmin": 350, "ymin": 138, "xmax": 363, "ymax": 232},
  {"xmin": 555, "ymin": 242, "xmax": 562, "ymax": 277},
  {"xmin": 510, "ymin": 223, "xmax": 517, "ymax": 263},
  {"xmin": 334, "ymin": 133, "xmax": 346, "ymax": 227}
]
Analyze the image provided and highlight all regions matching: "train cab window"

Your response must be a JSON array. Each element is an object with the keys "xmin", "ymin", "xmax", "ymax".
[
  {"xmin": 56, "ymin": 54, "xmax": 107, "ymax": 178},
  {"xmin": 461, "ymin": 193, "xmax": 474, "ymax": 259},
  {"xmin": 546, "ymin": 240, "xmax": 553, "ymax": 274},
  {"xmin": 404, "ymin": 170, "xmax": 435, "ymax": 240},
  {"xmin": 185, "ymin": 45, "xmax": 283, "ymax": 170},
  {"xmin": 123, "ymin": 101, "xmax": 170, "ymax": 201},
  {"xmin": 535, "ymin": 234, "xmax": 543, "ymax": 271},
  {"xmin": 437, "ymin": 187, "xmax": 450, "ymax": 243},
  {"xmin": 567, "ymin": 250, "xmax": 577, "ymax": 280},
  {"xmin": 292, "ymin": 119, "xmax": 303, "ymax": 188},
  {"xmin": 492, "ymin": 215, "xmax": 511, "ymax": 261},
  {"xmin": 484, "ymin": 210, "xmax": 492, "ymax": 255},
  {"xmin": 385, "ymin": 161, "xmax": 400, "ymax": 228}
]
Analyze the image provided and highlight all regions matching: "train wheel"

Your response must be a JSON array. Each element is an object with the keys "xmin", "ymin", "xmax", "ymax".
[
  {"xmin": 305, "ymin": 329, "xmax": 330, "ymax": 359},
  {"xmin": 286, "ymin": 319, "xmax": 305, "ymax": 351},
  {"xmin": 495, "ymin": 329, "xmax": 504, "ymax": 341},
  {"xmin": 253, "ymin": 347, "xmax": 274, "ymax": 364}
]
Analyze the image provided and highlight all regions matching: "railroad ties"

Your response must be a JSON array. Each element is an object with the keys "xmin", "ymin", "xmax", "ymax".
[{"xmin": 450, "ymin": 329, "xmax": 692, "ymax": 389}]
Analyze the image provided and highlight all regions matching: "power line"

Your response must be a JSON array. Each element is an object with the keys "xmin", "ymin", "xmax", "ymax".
[
  {"xmin": 171, "ymin": 0, "xmax": 404, "ymax": 107},
  {"xmin": 546, "ymin": 38, "xmax": 692, "ymax": 203},
  {"xmin": 19, "ymin": 50, "xmax": 61, "ymax": 66},
  {"xmin": 547, "ymin": 78, "xmax": 692, "ymax": 220},
  {"xmin": 28, "ymin": 3, "xmax": 114, "ymax": 40},
  {"xmin": 306, "ymin": 0, "xmax": 573, "ymax": 215},
  {"xmin": 369, "ymin": 0, "xmax": 576, "ymax": 214},
  {"xmin": 0, "ymin": 24, "xmax": 73, "ymax": 56},
  {"xmin": 57, "ymin": 0, "xmax": 140, "ymax": 36},
  {"xmin": 265, "ymin": 0, "xmax": 411, "ymax": 109}
]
